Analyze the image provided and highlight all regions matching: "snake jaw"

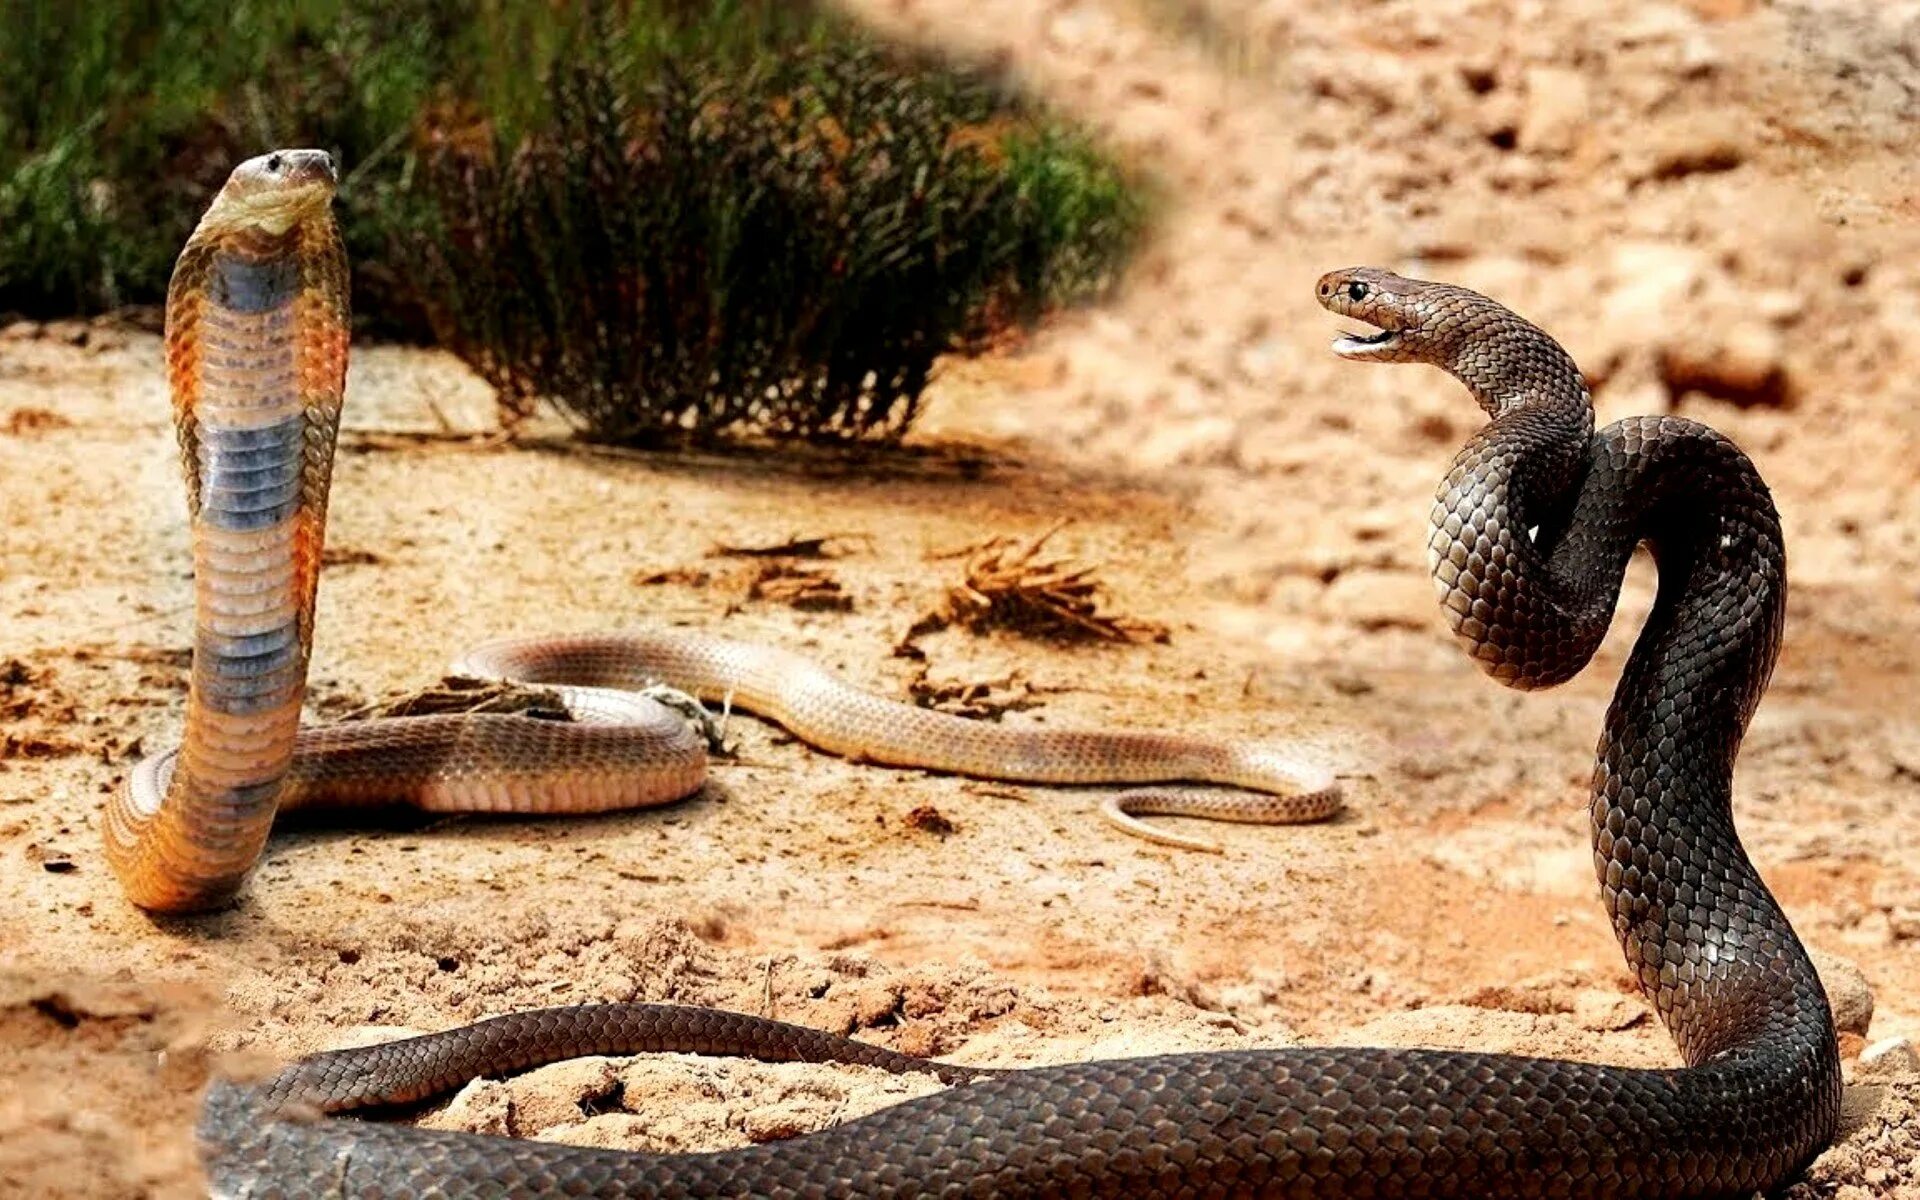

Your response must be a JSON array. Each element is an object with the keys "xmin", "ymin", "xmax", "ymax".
[
  {"xmin": 1316, "ymin": 266, "xmax": 1416, "ymax": 361},
  {"xmin": 1331, "ymin": 327, "xmax": 1401, "ymax": 359}
]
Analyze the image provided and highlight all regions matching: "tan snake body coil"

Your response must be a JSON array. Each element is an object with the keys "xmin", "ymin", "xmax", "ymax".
[{"xmin": 103, "ymin": 152, "xmax": 1338, "ymax": 914}]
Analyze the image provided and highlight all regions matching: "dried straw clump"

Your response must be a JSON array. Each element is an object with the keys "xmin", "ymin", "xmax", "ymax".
[{"xmin": 931, "ymin": 522, "xmax": 1167, "ymax": 644}]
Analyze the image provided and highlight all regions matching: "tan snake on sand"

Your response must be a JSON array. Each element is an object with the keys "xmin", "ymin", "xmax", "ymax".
[{"xmin": 101, "ymin": 150, "xmax": 1339, "ymax": 914}]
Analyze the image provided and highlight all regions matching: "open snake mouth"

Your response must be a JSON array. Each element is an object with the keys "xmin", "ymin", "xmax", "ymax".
[{"xmin": 1331, "ymin": 326, "xmax": 1400, "ymax": 357}]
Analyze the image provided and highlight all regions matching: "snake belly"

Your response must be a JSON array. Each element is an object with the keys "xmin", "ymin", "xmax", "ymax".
[
  {"xmin": 101, "ymin": 150, "xmax": 350, "ymax": 912},
  {"xmin": 195, "ymin": 269, "xmax": 1840, "ymax": 1198}
]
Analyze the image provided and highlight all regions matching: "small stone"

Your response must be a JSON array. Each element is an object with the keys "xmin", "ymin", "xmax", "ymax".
[
  {"xmin": 1615, "ymin": 6, "xmax": 1700, "ymax": 42},
  {"xmin": 546, "ymin": 1113, "xmax": 655, "ymax": 1150},
  {"xmin": 1811, "ymin": 950, "xmax": 1874, "ymax": 1038},
  {"xmin": 1754, "ymin": 290, "xmax": 1806, "ymax": 324},
  {"xmin": 742, "ymin": 1105, "xmax": 817, "ymax": 1144},
  {"xmin": 1658, "ymin": 322, "xmax": 1791, "ymax": 408},
  {"xmin": 433, "ymin": 1077, "xmax": 514, "ymax": 1136},
  {"xmin": 1870, "ymin": 877, "xmax": 1920, "ymax": 911},
  {"xmin": 904, "ymin": 805, "xmax": 957, "ymax": 837},
  {"xmin": 1319, "ymin": 569, "xmax": 1430, "ymax": 633},
  {"xmin": 1133, "ymin": 414, "xmax": 1238, "ymax": 470},
  {"xmin": 1872, "ymin": 877, "xmax": 1920, "ymax": 941},
  {"xmin": 1859, "ymin": 1037, "xmax": 1920, "ymax": 1080},
  {"xmin": 509, "ymin": 1057, "xmax": 621, "ymax": 1133},
  {"xmin": 1519, "ymin": 67, "xmax": 1589, "ymax": 156},
  {"xmin": 1573, "ymin": 990, "xmax": 1649, "ymax": 1033},
  {"xmin": 1597, "ymin": 242, "xmax": 1713, "ymax": 353},
  {"xmin": 850, "ymin": 981, "xmax": 904, "ymax": 1027},
  {"xmin": 1631, "ymin": 114, "xmax": 1747, "ymax": 181}
]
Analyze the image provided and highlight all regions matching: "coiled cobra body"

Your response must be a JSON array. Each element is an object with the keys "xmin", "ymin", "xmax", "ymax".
[{"xmin": 187, "ymin": 232, "xmax": 1841, "ymax": 1191}]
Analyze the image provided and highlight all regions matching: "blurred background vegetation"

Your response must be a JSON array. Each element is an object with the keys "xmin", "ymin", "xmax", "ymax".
[{"xmin": 0, "ymin": 0, "xmax": 1148, "ymax": 441}]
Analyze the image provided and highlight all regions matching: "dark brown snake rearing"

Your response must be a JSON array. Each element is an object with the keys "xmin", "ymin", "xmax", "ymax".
[{"xmin": 140, "ymin": 161, "xmax": 1838, "ymax": 1195}]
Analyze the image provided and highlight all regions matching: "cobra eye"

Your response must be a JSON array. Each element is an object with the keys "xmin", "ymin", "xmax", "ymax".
[
  {"xmin": 1347, "ymin": 281, "xmax": 1369, "ymax": 302},
  {"xmin": 267, "ymin": 153, "xmax": 284, "ymax": 172}
]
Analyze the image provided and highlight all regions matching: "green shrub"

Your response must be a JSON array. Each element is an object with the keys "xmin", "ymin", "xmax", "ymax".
[
  {"xmin": 1000, "ymin": 125, "xmax": 1150, "ymax": 319},
  {"xmin": 0, "ymin": 0, "xmax": 1148, "ymax": 442},
  {"xmin": 410, "ymin": 45, "xmax": 1103, "ymax": 441}
]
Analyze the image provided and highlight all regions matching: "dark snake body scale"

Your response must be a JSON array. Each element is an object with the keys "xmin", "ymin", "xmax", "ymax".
[{"xmin": 196, "ymin": 250, "xmax": 1841, "ymax": 1189}]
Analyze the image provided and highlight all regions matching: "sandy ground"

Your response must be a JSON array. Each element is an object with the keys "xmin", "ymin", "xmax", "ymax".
[{"xmin": 3, "ymin": 0, "xmax": 1919, "ymax": 1195}]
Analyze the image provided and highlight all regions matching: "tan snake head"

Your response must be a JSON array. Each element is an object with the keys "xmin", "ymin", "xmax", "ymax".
[
  {"xmin": 197, "ymin": 149, "xmax": 339, "ymax": 239},
  {"xmin": 1316, "ymin": 267, "xmax": 1587, "ymax": 416}
]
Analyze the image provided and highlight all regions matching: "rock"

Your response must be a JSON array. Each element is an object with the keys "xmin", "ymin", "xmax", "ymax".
[
  {"xmin": 1754, "ymin": 290, "xmax": 1806, "ymax": 324},
  {"xmin": 431, "ymin": 1077, "xmax": 514, "ymax": 1136},
  {"xmin": 1215, "ymin": 967, "xmax": 1297, "ymax": 1017},
  {"xmin": 1631, "ymin": 114, "xmax": 1748, "ymax": 181},
  {"xmin": 1615, "ymin": 6, "xmax": 1705, "ymax": 43},
  {"xmin": 1520, "ymin": 67, "xmax": 1590, "ymax": 156},
  {"xmin": 1319, "ymin": 569, "xmax": 1431, "ymax": 633},
  {"xmin": 1859, "ymin": 1037, "xmax": 1920, "ymax": 1081},
  {"xmin": 850, "ymin": 981, "xmax": 905, "ymax": 1028},
  {"xmin": 1658, "ymin": 322, "xmax": 1791, "ymax": 408},
  {"xmin": 1132, "ymin": 413, "xmax": 1239, "ymax": 470},
  {"xmin": 506, "ymin": 1057, "xmax": 622, "ymax": 1134},
  {"xmin": 1573, "ymin": 989, "xmax": 1650, "ymax": 1033},
  {"xmin": 1871, "ymin": 876, "xmax": 1920, "ymax": 940},
  {"xmin": 741, "ymin": 1104, "xmax": 820, "ymax": 1144},
  {"xmin": 1811, "ymin": 950, "xmax": 1875, "ymax": 1038},
  {"xmin": 1597, "ymin": 242, "xmax": 1714, "ymax": 354}
]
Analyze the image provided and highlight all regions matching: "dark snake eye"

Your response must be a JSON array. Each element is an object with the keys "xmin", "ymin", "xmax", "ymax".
[
  {"xmin": 1347, "ymin": 281, "xmax": 1369, "ymax": 302},
  {"xmin": 267, "ymin": 153, "xmax": 284, "ymax": 173}
]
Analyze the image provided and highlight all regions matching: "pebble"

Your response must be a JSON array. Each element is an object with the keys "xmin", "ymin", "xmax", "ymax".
[
  {"xmin": 1658, "ymin": 322, "xmax": 1791, "ymax": 407},
  {"xmin": 508, "ymin": 1057, "xmax": 621, "ymax": 1133},
  {"xmin": 435, "ymin": 1077, "xmax": 513, "ymax": 1136},
  {"xmin": 1631, "ymin": 114, "xmax": 1748, "ymax": 181},
  {"xmin": 1519, "ymin": 66, "xmax": 1590, "ymax": 156},
  {"xmin": 1858, "ymin": 1037, "xmax": 1920, "ymax": 1080},
  {"xmin": 1811, "ymin": 950, "xmax": 1875, "ymax": 1038}
]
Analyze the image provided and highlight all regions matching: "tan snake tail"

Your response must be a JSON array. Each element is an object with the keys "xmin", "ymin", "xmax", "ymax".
[
  {"xmin": 103, "ymin": 152, "xmax": 1338, "ymax": 914},
  {"xmin": 198, "ymin": 270, "xmax": 1839, "ymax": 1197}
]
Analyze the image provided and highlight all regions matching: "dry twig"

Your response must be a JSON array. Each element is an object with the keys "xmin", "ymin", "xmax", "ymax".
[{"xmin": 746, "ymin": 562, "xmax": 852, "ymax": 612}]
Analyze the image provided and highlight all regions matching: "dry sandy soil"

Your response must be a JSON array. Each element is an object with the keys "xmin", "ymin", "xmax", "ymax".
[{"xmin": 3, "ymin": 0, "xmax": 1918, "ymax": 1195}]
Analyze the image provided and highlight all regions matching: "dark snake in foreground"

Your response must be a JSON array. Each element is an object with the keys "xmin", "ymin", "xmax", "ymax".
[{"xmin": 141, "ymin": 159, "xmax": 1838, "ymax": 1194}]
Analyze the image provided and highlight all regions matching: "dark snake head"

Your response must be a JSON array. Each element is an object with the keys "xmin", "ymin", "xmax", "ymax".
[
  {"xmin": 200, "ymin": 149, "xmax": 339, "ymax": 238},
  {"xmin": 1316, "ymin": 267, "xmax": 1588, "ymax": 416},
  {"xmin": 1314, "ymin": 267, "xmax": 1462, "ymax": 365}
]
